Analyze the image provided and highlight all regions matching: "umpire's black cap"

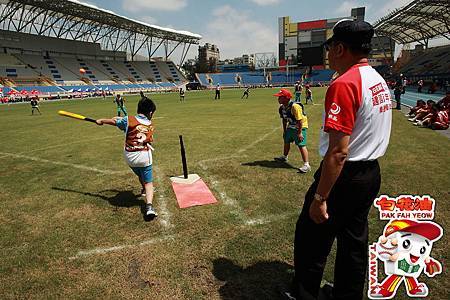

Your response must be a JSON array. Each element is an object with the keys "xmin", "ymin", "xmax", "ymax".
[{"xmin": 325, "ymin": 19, "xmax": 374, "ymax": 49}]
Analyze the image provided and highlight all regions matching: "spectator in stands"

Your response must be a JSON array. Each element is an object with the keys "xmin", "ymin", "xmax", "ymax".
[
  {"xmin": 417, "ymin": 79, "xmax": 424, "ymax": 93},
  {"xmin": 405, "ymin": 100, "xmax": 426, "ymax": 117},
  {"xmin": 294, "ymin": 81, "xmax": 302, "ymax": 102},
  {"xmin": 215, "ymin": 84, "xmax": 221, "ymax": 100},
  {"xmin": 114, "ymin": 94, "xmax": 128, "ymax": 117},
  {"xmin": 241, "ymin": 86, "xmax": 250, "ymax": 99},
  {"xmin": 273, "ymin": 88, "xmax": 311, "ymax": 173},
  {"xmin": 305, "ymin": 84, "xmax": 313, "ymax": 104},
  {"xmin": 31, "ymin": 96, "xmax": 41, "ymax": 115},
  {"xmin": 394, "ymin": 81, "xmax": 402, "ymax": 109}
]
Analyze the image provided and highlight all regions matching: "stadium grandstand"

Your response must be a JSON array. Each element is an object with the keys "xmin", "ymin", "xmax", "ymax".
[
  {"xmin": 195, "ymin": 6, "xmax": 392, "ymax": 88},
  {"xmin": 373, "ymin": 0, "xmax": 450, "ymax": 97},
  {"xmin": 196, "ymin": 69, "xmax": 335, "ymax": 88},
  {"xmin": 196, "ymin": 0, "xmax": 449, "ymax": 93},
  {"xmin": 0, "ymin": 0, "xmax": 201, "ymax": 100}
]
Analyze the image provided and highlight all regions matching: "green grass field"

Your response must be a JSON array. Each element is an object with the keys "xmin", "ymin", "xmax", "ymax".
[{"xmin": 0, "ymin": 88, "xmax": 449, "ymax": 299}]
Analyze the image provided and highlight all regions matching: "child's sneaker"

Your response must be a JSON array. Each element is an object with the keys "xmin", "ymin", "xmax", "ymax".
[
  {"xmin": 144, "ymin": 204, "xmax": 158, "ymax": 221},
  {"xmin": 274, "ymin": 156, "xmax": 288, "ymax": 162},
  {"xmin": 298, "ymin": 163, "xmax": 311, "ymax": 173}
]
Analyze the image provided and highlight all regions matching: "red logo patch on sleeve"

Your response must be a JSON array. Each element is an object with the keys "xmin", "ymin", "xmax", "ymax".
[{"xmin": 369, "ymin": 83, "xmax": 385, "ymax": 96}]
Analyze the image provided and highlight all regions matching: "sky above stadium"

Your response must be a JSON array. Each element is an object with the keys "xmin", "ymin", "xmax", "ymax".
[{"xmin": 88, "ymin": 0, "xmax": 413, "ymax": 60}]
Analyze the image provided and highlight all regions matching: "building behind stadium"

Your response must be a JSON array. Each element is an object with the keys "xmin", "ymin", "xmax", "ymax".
[{"xmin": 278, "ymin": 7, "xmax": 395, "ymax": 70}]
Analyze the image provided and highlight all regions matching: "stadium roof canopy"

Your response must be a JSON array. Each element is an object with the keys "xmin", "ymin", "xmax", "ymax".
[
  {"xmin": 0, "ymin": 0, "xmax": 202, "ymax": 63},
  {"xmin": 373, "ymin": 0, "xmax": 450, "ymax": 46}
]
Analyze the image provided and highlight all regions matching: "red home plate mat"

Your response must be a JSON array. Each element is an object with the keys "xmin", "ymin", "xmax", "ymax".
[{"xmin": 170, "ymin": 174, "xmax": 217, "ymax": 208}]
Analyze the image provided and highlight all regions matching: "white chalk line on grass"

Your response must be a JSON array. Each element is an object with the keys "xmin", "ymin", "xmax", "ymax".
[
  {"xmin": 22, "ymin": 133, "xmax": 123, "ymax": 154},
  {"xmin": 19, "ymin": 126, "xmax": 277, "ymax": 157},
  {"xmin": 196, "ymin": 126, "xmax": 278, "ymax": 169},
  {"xmin": 68, "ymin": 209, "xmax": 293, "ymax": 259},
  {"xmin": 196, "ymin": 127, "xmax": 282, "ymax": 225},
  {"xmin": 152, "ymin": 165, "xmax": 173, "ymax": 229},
  {"xmin": 233, "ymin": 128, "xmax": 300, "ymax": 226},
  {"xmin": 0, "ymin": 152, "xmax": 125, "ymax": 175},
  {"xmin": 197, "ymin": 156, "xmax": 247, "ymax": 221},
  {"xmin": 209, "ymin": 177, "xmax": 247, "ymax": 221},
  {"xmin": 198, "ymin": 156, "xmax": 249, "ymax": 221},
  {"xmin": 237, "ymin": 127, "xmax": 278, "ymax": 154},
  {"xmin": 65, "ymin": 123, "xmax": 286, "ymax": 259},
  {"xmin": 67, "ymin": 111, "xmax": 309, "ymax": 259},
  {"xmin": 69, "ymin": 234, "xmax": 175, "ymax": 259},
  {"xmin": 245, "ymin": 212, "xmax": 297, "ymax": 226}
]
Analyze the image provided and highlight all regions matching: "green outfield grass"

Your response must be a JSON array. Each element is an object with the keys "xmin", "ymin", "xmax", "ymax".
[{"xmin": 0, "ymin": 88, "xmax": 448, "ymax": 299}]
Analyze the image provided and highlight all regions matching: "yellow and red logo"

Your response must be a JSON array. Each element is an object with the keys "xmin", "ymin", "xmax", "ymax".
[{"xmin": 368, "ymin": 195, "xmax": 443, "ymax": 299}]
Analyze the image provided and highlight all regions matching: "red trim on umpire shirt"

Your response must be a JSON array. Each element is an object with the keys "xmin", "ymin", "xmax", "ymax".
[{"xmin": 324, "ymin": 63, "xmax": 364, "ymax": 135}]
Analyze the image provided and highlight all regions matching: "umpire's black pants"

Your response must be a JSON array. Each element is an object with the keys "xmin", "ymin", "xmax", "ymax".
[{"xmin": 292, "ymin": 160, "xmax": 381, "ymax": 300}]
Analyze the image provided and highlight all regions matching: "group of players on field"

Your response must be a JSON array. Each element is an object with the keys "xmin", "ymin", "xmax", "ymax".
[
  {"xmin": 28, "ymin": 82, "xmax": 315, "ymax": 219},
  {"xmin": 25, "ymin": 82, "xmax": 327, "ymax": 222}
]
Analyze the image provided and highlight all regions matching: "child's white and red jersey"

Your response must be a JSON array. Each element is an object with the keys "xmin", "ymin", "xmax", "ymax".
[
  {"xmin": 319, "ymin": 62, "xmax": 392, "ymax": 161},
  {"xmin": 116, "ymin": 114, "xmax": 154, "ymax": 167},
  {"xmin": 435, "ymin": 110, "xmax": 449, "ymax": 126}
]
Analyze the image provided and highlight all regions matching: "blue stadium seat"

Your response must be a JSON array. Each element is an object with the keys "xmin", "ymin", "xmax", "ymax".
[{"xmin": 16, "ymin": 86, "xmax": 65, "ymax": 93}]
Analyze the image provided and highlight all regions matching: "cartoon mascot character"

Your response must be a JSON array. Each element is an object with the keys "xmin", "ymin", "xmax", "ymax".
[{"xmin": 370, "ymin": 219, "xmax": 442, "ymax": 298}]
